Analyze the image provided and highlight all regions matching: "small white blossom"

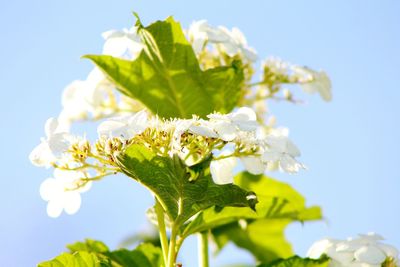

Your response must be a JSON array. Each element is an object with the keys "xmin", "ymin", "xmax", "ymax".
[
  {"xmin": 102, "ymin": 26, "xmax": 144, "ymax": 60},
  {"xmin": 307, "ymin": 233, "xmax": 399, "ymax": 267},
  {"xmin": 188, "ymin": 20, "xmax": 257, "ymax": 62},
  {"xmin": 261, "ymin": 135, "xmax": 304, "ymax": 173},
  {"xmin": 170, "ymin": 119, "xmax": 194, "ymax": 155},
  {"xmin": 40, "ymin": 169, "xmax": 91, "ymax": 218},
  {"xmin": 59, "ymin": 68, "xmax": 116, "ymax": 124},
  {"xmin": 188, "ymin": 119, "xmax": 218, "ymax": 138},
  {"xmin": 188, "ymin": 20, "xmax": 230, "ymax": 53},
  {"xmin": 208, "ymin": 107, "xmax": 259, "ymax": 141},
  {"xmin": 294, "ymin": 67, "xmax": 332, "ymax": 102},
  {"xmin": 58, "ymin": 27, "xmax": 145, "ymax": 125},
  {"xmin": 59, "ymin": 80, "xmax": 89, "ymax": 123},
  {"xmin": 210, "ymin": 152, "xmax": 237, "ymax": 185},
  {"xmin": 240, "ymin": 156, "xmax": 265, "ymax": 175},
  {"xmin": 97, "ymin": 110, "xmax": 148, "ymax": 140},
  {"xmin": 29, "ymin": 118, "xmax": 71, "ymax": 167},
  {"xmin": 218, "ymin": 26, "xmax": 258, "ymax": 62}
]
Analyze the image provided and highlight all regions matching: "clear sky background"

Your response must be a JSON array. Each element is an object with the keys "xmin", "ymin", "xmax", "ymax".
[{"xmin": 1, "ymin": 1, "xmax": 399, "ymax": 266}]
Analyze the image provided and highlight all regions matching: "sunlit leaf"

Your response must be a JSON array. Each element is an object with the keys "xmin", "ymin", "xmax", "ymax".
[
  {"xmin": 38, "ymin": 251, "xmax": 108, "ymax": 267},
  {"xmin": 208, "ymin": 172, "xmax": 322, "ymax": 264},
  {"xmin": 38, "ymin": 241, "xmax": 163, "ymax": 267},
  {"xmin": 116, "ymin": 144, "xmax": 256, "ymax": 226},
  {"xmin": 258, "ymin": 255, "xmax": 330, "ymax": 267},
  {"xmin": 68, "ymin": 239, "xmax": 109, "ymax": 254},
  {"xmin": 85, "ymin": 16, "xmax": 244, "ymax": 119}
]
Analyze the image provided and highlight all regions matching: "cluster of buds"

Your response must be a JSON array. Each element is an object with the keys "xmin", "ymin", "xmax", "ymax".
[
  {"xmin": 96, "ymin": 137, "xmax": 125, "ymax": 160},
  {"xmin": 70, "ymin": 139, "xmax": 91, "ymax": 162}
]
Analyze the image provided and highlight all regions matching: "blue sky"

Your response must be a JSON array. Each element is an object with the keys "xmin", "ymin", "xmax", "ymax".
[{"xmin": 1, "ymin": 0, "xmax": 399, "ymax": 266}]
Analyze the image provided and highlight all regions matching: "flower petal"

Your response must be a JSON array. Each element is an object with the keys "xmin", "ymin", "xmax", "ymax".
[
  {"xmin": 63, "ymin": 192, "xmax": 82, "ymax": 215},
  {"xmin": 241, "ymin": 156, "xmax": 265, "ymax": 175},
  {"xmin": 46, "ymin": 199, "xmax": 64, "ymax": 218},
  {"xmin": 40, "ymin": 178, "xmax": 62, "ymax": 201},
  {"xmin": 210, "ymin": 156, "xmax": 237, "ymax": 185},
  {"xmin": 354, "ymin": 245, "xmax": 386, "ymax": 265}
]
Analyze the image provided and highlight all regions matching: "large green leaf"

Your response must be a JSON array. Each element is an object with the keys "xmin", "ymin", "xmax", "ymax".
[
  {"xmin": 209, "ymin": 172, "xmax": 322, "ymax": 264},
  {"xmin": 182, "ymin": 172, "xmax": 321, "ymax": 236},
  {"xmin": 258, "ymin": 255, "xmax": 330, "ymax": 267},
  {"xmin": 107, "ymin": 243, "xmax": 163, "ymax": 267},
  {"xmin": 67, "ymin": 239, "xmax": 109, "ymax": 254},
  {"xmin": 84, "ymin": 16, "xmax": 244, "ymax": 119},
  {"xmin": 212, "ymin": 219, "xmax": 293, "ymax": 263},
  {"xmin": 39, "ymin": 241, "xmax": 163, "ymax": 267},
  {"xmin": 116, "ymin": 144, "xmax": 256, "ymax": 226},
  {"xmin": 38, "ymin": 251, "xmax": 108, "ymax": 267}
]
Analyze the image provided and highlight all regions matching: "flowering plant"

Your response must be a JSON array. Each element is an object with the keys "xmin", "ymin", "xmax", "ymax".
[{"xmin": 31, "ymin": 14, "xmax": 398, "ymax": 267}]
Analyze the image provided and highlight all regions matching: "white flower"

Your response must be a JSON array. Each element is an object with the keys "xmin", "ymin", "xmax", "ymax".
[
  {"xmin": 307, "ymin": 233, "xmax": 399, "ymax": 267},
  {"xmin": 208, "ymin": 107, "xmax": 259, "ymax": 141},
  {"xmin": 29, "ymin": 118, "xmax": 71, "ymax": 167},
  {"xmin": 84, "ymin": 68, "xmax": 115, "ymax": 114},
  {"xmin": 40, "ymin": 169, "xmax": 91, "ymax": 218},
  {"xmin": 240, "ymin": 156, "xmax": 265, "ymax": 175},
  {"xmin": 102, "ymin": 26, "xmax": 144, "ymax": 60},
  {"xmin": 261, "ymin": 135, "xmax": 304, "ymax": 173},
  {"xmin": 170, "ymin": 119, "xmax": 194, "ymax": 155},
  {"xmin": 188, "ymin": 20, "xmax": 230, "ymax": 53},
  {"xmin": 59, "ymin": 80, "xmax": 89, "ymax": 123},
  {"xmin": 97, "ymin": 110, "xmax": 148, "ymax": 140},
  {"xmin": 293, "ymin": 67, "xmax": 332, "ymax": 102},
  {"xmin": 188, "ymin": 20, "xmax": 257, "ymax": 62},
  {"xmin": 210, "ymin": 121, "xmax": 238, "ymax": 142},
  {"xmin": 218, "ymin": 27, "xmax": 258, "ymax": 62},
  {"xmin": 210, "ymin": 152, "xmax": 237, "ymax": 184},
  {"xmin": 59, "ymin": 68, "xmax": 116, "ymax": 124},
  {"xmin": 188, "ymin": 119, "xmax": 218, "ymax": 138}
]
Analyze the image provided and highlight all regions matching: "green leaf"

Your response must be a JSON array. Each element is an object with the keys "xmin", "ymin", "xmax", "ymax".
[
  {"xmin": 84, "ymin": 16, "xmax": 244, "ymax": 119},
  {"xmin": 38, "ymin": 251, "xmax": 108, "ymax": 267},
  {"xmin": 209, "ymin": 172, "xmax": 322, "ymax": 264},
  {"xmin": 183, "ymin": 172, "xmax": 321, "ymax": 236},
  {"xmin": 116, "ymin": 144, "xmax": 256, "ymax": 226},
  {"xmin": 38, "ymin": 241, "xmax": 163, "ymax": 267},
  {"xmin": 107, "ymin": 243, "xmax": 163, "ymax": 267},
  {"xmin": 258, "ymin": 255, "xmax": 330, "ymax": 267},
  {"xmin": 67, "ymin": 239, "xmax": 109, "ymax": 254},
  {"xmin": 212, "ymin": 219, "xmax": 293, "ymax": 263}
]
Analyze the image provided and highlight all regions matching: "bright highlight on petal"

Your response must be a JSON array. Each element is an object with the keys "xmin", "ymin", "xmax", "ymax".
[{"xmin": 210, "ymin": 156, "xmax": 237, "ymax": 185}]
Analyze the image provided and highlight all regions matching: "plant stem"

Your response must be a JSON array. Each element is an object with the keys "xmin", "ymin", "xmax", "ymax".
[
  {"xmin": 167, "ymin": 226, "xmax": 177, "ymax": 267},
  {"xmin": 198, "ymin": 231, "xmax": 209, "ymax": 267},
  {"xmin": 154, "ymin": 198, "xmax": 169, "ymax": 266}
]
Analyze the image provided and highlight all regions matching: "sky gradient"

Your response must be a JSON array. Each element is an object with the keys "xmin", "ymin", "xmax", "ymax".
[{"xmin": 1, "ymin": 1, "xmax": 399, "ymax": 266}]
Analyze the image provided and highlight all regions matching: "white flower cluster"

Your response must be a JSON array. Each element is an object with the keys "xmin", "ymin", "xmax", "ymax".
[
  {"xmin": 308, "ymin": 233, "xmax": 399, "ymax": 267},
  {"xmin": 30, "ymin": 107, "xmax": 303, "ymax": 217},
  {"xmin": 59, "ymin": 27, "xmax": 144, "ymax": 128},
  {"xmin": 188, "ymin": 20, "xmax": 258, "ymax": 62},
  {"xmin": 98, "ymin": 107, "xmax": 304, "ymax": 185},
  {"xmin": 262, "ymin": 57, "xmax": 332, "ymax": 101}
]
